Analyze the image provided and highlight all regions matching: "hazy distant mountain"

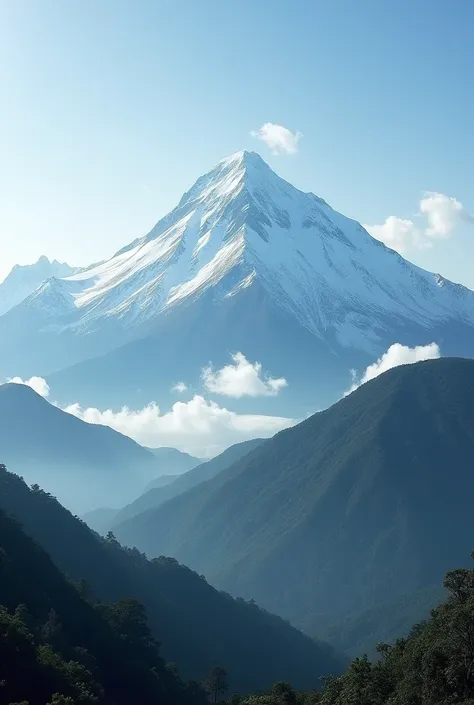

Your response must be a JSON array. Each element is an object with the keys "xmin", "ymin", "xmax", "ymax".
[
  {"xmin": 112, "ymin": 438, "xmax": 263, "ymax": 526},
  {"xmin": 82, "ymin": 449, "xmax": 203, "ymax": 534},
  {"xmin": 0, "ymin": 383, "xmax": 159, "ymax": 512},
  {"xmin": 144, "ymin": 447, "xmax": 201, "ymax": 483},
  {"xmin": 114, "ymin": 357, "xmax": 474, "ymax": 649},
  {"xmin": 2, "ymin": 153, "xmax": 474, "ymax": 415},
  {"xmin": 0, "ymin": 464, "xmax": 344, "ymax": 692},
  {"xmin": 81, "ymin": 506, "xmax": 119, "ymax": 533},
  {"xmin": 143, "ymin": 474, "xmax": 184, "ymax": 491},
  {"xmin": 0, "ymin": 256, "xmax": 76, "ymax": 316}
]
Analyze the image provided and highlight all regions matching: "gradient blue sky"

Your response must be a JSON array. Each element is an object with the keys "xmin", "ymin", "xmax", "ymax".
[{"xmin": 1, "ymin": 0, "xmax": 473, "ymax": 285}]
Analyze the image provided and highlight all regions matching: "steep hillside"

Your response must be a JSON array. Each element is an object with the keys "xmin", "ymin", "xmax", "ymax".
[
  {"xmin": 315, "ymin": 585, "xmax": 446, "ymax": 659},
  {"xmin": 0, "ymin": 464, "xmax": 344, "ymax": 693},
  {"xmin": 0, "ymin": 508, "xmax": 206, "ymax": 705},
  {"xmin": 0, "ymin": 383, "xmax": 160, "ymax": 512},
  {"xmin": 242, "ymin": 555, "xmax": 474, "ymax": 705},
  {"xmin": 113, "ymin": 438, "xmax": 263, "ymax": 526},
  {"xmin": 114, "ymin": 357, "xmax": 474, "ymax": 641}
]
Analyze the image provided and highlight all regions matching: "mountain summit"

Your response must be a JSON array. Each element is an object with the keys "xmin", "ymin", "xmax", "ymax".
[
  {"xmin": 10, "ymin": 150, "xmax": 474, "ymax": 340},
  {"xmin": 0, "ymin": 256, "xmax": 76, "ymax": 316},
  {"xmin": 11, "ymin": 149, "xmax": 337, "ymax": 331},
  {"xmin": 1, "ymin": 152, "xmax": 474, "ymax": 411}
]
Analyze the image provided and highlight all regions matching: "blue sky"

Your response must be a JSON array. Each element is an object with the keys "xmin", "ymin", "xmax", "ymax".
[{"xmin": 1, "ymin": 0, "xmax": 473, "ymax": 285}]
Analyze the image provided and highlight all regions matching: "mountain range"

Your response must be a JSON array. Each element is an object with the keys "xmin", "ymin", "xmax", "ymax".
[
  {"xmin": 145, "ymin": 446, "xmax": 201, "ymax": 476},
  {"xmin": 81, "ymin": 440, "xmax": 259, "ymax": 532},
  {"xmin": 0, "ymin": 463, "xmax": 344, "ymax": 692},
  {"xmin": 110, "ymin": 438, "xmax": 263, "ymax": 528},
  {"xmin": 0, "ymin": 382, "xmax": 165, "ymax": 512},
  {"xmin": 112, "ymin": 357, "xmax": 474, "ymax": 654},
  {"xmin": 0, "ymin": 255, "xmax": 76, "ymax": 316},
  {"xmin": 2, "ymin": 152, "xmax": 474, "ymax": 416}
]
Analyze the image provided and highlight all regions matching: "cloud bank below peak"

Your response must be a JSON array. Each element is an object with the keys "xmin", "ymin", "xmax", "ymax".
[
  {"xmin": 4, "ymin": 344, "xmax": 443, "ymax": 457},
  {"xmin": 63, "ymin": 396, "xmax": 295, "ymax": 458},
  {"xmin": 4, "ymin": 352, "xmax": 294, "ymax": 457}
]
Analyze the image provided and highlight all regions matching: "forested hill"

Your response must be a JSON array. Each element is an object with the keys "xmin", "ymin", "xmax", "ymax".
[
  {"xmin": 113, "ymin": 356, "xmax": 474, "ymax": 645},
  {"xmin": 0, "ymin": 464, "xmax": 344, "ymax": 693},
  {"xmin": 231, "ymin": 553, "xmax": 474, "ymax": 705},
  {"xmin": 0, "ymin": 507, "xmax": 207, "ymax": 705}
]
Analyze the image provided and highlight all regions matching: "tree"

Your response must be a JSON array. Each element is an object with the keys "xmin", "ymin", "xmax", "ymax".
[
  {"xmin": 271, "ymin": 682, "xmax": 297, "ymax": 705},
  {"xmin": 46, "ymin": 696, "xmax": 75, "ymax": 705},
  {"xmin": 74, "ymin": 579, "xmax": 94, "ymax": 603},
  {"xmin": 204, "ymin": 666, "xmax": 228, "ymax": 703},
  {"xmin": 105, "ymin": 530, "xmax": 119, "ymax": 545},
  {"xmin": 41, "ymin": 609, "xmax": 65, "ymax": 653}
]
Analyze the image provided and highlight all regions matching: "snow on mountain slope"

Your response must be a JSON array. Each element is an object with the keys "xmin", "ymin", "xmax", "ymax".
[
  {"xmin": 0, "ymin": 256, "xmax": 77, "ymax": 316},
  {"xmin": 3, "ymin": 150, "xmax": 474, "ymax": 413},
  {"xmin": 10, "ymin": 151, "xmax": 474, "ymax": 355}
]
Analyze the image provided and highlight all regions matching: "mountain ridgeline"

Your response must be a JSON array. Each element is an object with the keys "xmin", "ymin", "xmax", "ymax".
[
  {"xmin": 0, "ymin": 464, "xmax": 344, "ymax": 693},
  {"xmin": 112, "ymin": 438, "xmax": 263, "ymax": 527},
  {"xmin": 0, "ymin": 382, "xmax": 163, "ymax": 512},
  {"xmin": 113, "ymin": 357, "xmax": 474, "ymax": 653},
  {"xmin": 82, "ymin": 440, "xmax": 262, "ymax": 533},
  {"xmin": 145, "ymin": 446, "xmax": 202, "ymax": 477},
  {"xmin": 0, "ymin": 507, "xmax": 208, "ymax": 705},
  {"xmin": 82, "ymin": 446, "xmax": 202, "ymax": 532},
  {"xmin": 2, "ymin": 151, "xmax": 474, "ymax": 416}
]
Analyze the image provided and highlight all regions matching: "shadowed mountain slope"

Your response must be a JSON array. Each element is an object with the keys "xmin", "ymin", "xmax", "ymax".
[
  {"xmin": 0, "ymin": 464, "xmax": 344, "ymax": 693},
  {"xmin": 114, "ymin": 357, "xmax": 474, "ymax": 641}
]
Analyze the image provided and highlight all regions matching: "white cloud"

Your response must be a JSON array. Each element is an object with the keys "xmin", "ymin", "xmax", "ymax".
[
  {"xmin": 420, "ymin": 191, "xmax": 474, "ymax": 238},
  {"xmin": 7, "ymin": 375, "xmax": 50, "ymax": 398},
  {"xmin": 202, "ymin": 352, "xmax": 288, "ymax": 398},
  {"xmin": 171, "ymin": 381, "xmax": 188, "ymax": 394},
  {"xmin": 365, "ymin": 192, "xmax": 473, "ymax": 253},
  {"xmin": 345, "ymin": 342, "xmax": 440, "ymax": 395},
  {"xmin": 364, "ymin": 216, "xmax": 423, "ymax": 253},
  {"xmin": 63, "ymin": 395, "xmax": 295, "ymax": 457},
  {"xmin": 251, "ymin": 122, "xmax": 302, "ymax": 155}
]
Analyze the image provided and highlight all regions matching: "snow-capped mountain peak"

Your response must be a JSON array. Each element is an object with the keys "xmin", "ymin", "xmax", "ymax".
[
  {"xmin": 7, "ymin": 151, "xmax": 474, "ymax": 355},
  {"xmin": 0, "ymin": 256, "xmax": 77, "ymax": 316}
]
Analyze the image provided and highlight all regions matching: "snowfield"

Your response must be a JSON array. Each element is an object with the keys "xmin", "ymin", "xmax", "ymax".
[{"xmin": 10, "ymin": 150, "xmax": 474, "ymax": 355}]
